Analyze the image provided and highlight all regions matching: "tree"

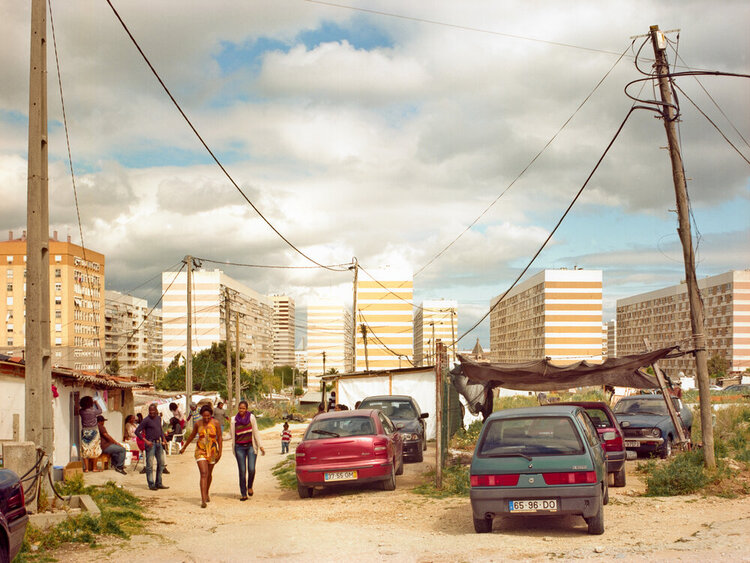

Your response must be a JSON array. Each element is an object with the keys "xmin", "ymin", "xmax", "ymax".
[
  {"xmin": 134, "ymin": 363, "xmax": 165, "ymax": 383},
  {"xmin": 157, "ymin": 341, "xmax": 241, "ymax": 396},
  {"xmin": 106, "ymin": 357, "xmax": 120, "ymax": 375},
  {"xmin": 707, "ymin": 354, "xmax": 729, "ymax": 379}
]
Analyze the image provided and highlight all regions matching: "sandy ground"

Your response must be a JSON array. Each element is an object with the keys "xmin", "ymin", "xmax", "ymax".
[{"xmin": 52, "ymin": 422, "xmax": 750, "ymax": 562}]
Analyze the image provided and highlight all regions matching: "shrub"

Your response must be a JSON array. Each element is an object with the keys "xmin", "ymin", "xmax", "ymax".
[
  {"xmin": 450, "ymin": 419, "xmax": 483, "ymax": 451},
  {"xmin": 645, "ymin": 450, "xmax": 710, "ymax": 496},
  {"xmin": 272, "ymin": 455, "xmax": 297, "ymax": 490},
  {"xmin": 412, "ymin": 461, "xmax": 470, "ymax": 498}
]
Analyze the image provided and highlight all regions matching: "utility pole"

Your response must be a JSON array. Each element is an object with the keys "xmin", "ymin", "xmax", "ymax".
[
  {"xmin": 185, "ymin": 255, "xmax": 193, "ymax": 420},
  {"xmin": 224, "ymin": 288, "xmax": 233, "ymax": 414},
  {"xmin": 351, "ymin": 257, "xmax": 358, "ymax": 372},
  {"xmin": 431, "ymin": 322, "xmax": 436, "ymax": 366},
  {"xmin": 360, "ymin": 324, "xmax": 369, "ymax": 372},
  {"xmin": 450, "ymin": 309, "xmax": 457, "ymax": 364},
  {"xmin": 235, "ymin": 310, "xmax": 240, "ymax": 408},
  {"xmin": 435, "ymin": 342, "xmax": 444, "ymax": 488},
  {"xmin": 650, "ymin": 25, "xmax": 714, "ymax": 468},
  {"xmin": 25, "ymin": 0, "xmax": 54, "ymax": 458}
]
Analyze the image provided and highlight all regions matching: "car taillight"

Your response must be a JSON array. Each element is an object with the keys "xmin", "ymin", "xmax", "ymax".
[
  {"xmin": 604, "ymin": 432, "xmax": 624, "ymax": 451},
  {"xmin": 542, "ymin": 471, "xmax": 596, "ymax": 485},
  {"xmin": 470, "ymin": 474, "xmax": 520, "ymax": 487},
  {"xmin": 373, "ymin": 438, "xmax": 388, "ymax": 456},
  {"xmin": 8, "ymin": 485, "xmax": 25, "ymax": 510},
  {"xmin": 295, "ymin": 445, "xmax": 306, "ymax": 462}
]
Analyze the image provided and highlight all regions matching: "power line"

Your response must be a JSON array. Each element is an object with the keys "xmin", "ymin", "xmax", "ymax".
[
  {"xmin": 194, "ymin": 256, "xmax": 353, "ymax": 271},
  {"xmin": 357, "ymin": 312, "xmax": 414, "ymax": 367},
  {"xmin": 103, "ymin": 0, "xmax": 344, "ymax": 272}
]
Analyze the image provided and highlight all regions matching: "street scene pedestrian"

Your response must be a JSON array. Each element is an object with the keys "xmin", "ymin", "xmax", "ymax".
[
  {"xmin": 280, "ymin": 422, "xmax": 291, "ymax": 454},
  {"xmin": 97, "ymin": 415, "xmax": 127, "ymax": 475},
  {"xmin": 213, "ymin": 401, "xmax": 227, "ymax": 431},
  {"xmin": 135, "ymin": 403, "xmax": 169, "ymax": 491},
  {"xmin": 230, "ymin": 401, "xmax": 264, "ymax": 501},
  {"xmin": 180, "ymin": 404, "xmax": 223, "ymax": 508},
  {"xmin": 78, "ymin": 396, "xmax": 102, "ymax": 472}
]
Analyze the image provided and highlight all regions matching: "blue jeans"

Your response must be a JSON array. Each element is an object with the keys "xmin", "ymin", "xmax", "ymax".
[
  {"xmin": 145, "ymin": 443, "xmax": 165, "ymax": 488},
  {"xmin": 234, "ymin": 444, "xmax": 256, "ymax": 497},
  {"xmin": 281, "ymin": 441, "xmax": 289, "ymax": 454},
  {"xmin": 102, "ymin": 443, "xmax": 126, "ymax": 470}
]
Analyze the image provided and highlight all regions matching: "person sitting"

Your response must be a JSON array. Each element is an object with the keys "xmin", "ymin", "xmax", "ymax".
[{"xmin": 97, "ymin": 415, "xmax": 127, "ymax": 475}]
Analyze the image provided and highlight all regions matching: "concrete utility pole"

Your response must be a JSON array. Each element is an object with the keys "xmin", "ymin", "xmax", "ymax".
[
  {"xmin": 435, "ymin": 342, "xmax": 444, "ymax": 488},
  {"xmin": 224, "ymin": 288, "xmax": 233, "ymax": 414},
  {"xmin": 360, "ymin": 324, "xmax": 369, "ymax": 372},
  {"xmin": 185, "ymin": 255, "xmax": 193, "ymax": 419},
  {"xmin": 650, "ymin": 25, "xmax": 715, "ymax": 468},
  {"xmin": 351, "ymin": 257, "xmax": 358, "ymax": 372},
  {"xmin": 235, "ymin": 310, "xmax": 240, "ymax": 408},
  {"xmin": 25, "ymin": 0, "xmax": 54, "ymax": 458},
  {"xmin": 450, "ymin": 309, "xmax": 457, "ymax": 364}
]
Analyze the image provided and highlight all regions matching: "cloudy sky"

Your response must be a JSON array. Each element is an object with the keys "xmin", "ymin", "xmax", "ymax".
[{"xmin": 1, "ymin": 0, "xmax": 748, "ymax": 350}]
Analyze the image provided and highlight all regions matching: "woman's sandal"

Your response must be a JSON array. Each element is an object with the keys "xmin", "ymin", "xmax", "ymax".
[
  {"xmin": 240, "ymin": 496, "xmax": 248, "ymax": 501},
  {"xmin": 201, "ymin": 501, "xmax": 207, "ymax": 508}
]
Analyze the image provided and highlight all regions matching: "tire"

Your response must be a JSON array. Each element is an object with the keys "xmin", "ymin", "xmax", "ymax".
[
  {"xmin": 659, "ymin": 436, "xmax": 674, "ymax": 459},
  {"xmin": 473, "ymin": 516, "xmax": 492, "ymax": 533},
  {"xmin": 415, "ymin": 448, "xmax": 424, "ymax": 463},
  {"xmin": 382, "ymin": 465, "xmax": 396, "ymax": 491},
  {"xmin": 586, "ymin": 502, "xmax": 605, "ymax": 535},
  {"xmin": 613, "ymin": 466, "xmax": 626, "ymax": 487},
  {"xmin": 395, "ymin": 452, "xmax": 404, "ymax": 476},
  {"xmin": 0, "ymin": 539, "xmax": 8, "ymax": 563},
  {"xmin": 423, "ymin": 436, "xmax": 427, "ymax": 451},
  {"xmin": 602, "ymin": 480, "xmax": 609, "ymax": 506},
  {"xmin": 297, "ymin": 483, "xmax": 313, "ymax": 498}
]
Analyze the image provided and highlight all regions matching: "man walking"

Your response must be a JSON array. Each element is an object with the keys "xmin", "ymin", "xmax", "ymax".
[
  {"xmin": 135, "ymin": 403, "xmax": 169, "ymax": 490},
  {"xmin": 97, "ymin": 415, "xmax": 127, "ymax": 475}
]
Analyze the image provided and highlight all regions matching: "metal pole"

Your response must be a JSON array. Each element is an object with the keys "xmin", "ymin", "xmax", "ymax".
[
  {"xmin": 235, "ymin": 310, "xmax": 240, "ymax": 408},
  {"xmin": 351, "ymin": 257, "xmax": 358, "ymax": 372},
  {"xmin": 25, "ymin": 0, "xmax": 53, "ymax": 458},
  {"xmin": 225, "ymin": 288, "xmax": 233, "ymax": 414},
  {"xmin": 185, "ymin": 255, "xmax": 193, "ymax": 420},
  {"xmin": 650, "ymin": 25, "xmax": 714, "ymax": 468}
]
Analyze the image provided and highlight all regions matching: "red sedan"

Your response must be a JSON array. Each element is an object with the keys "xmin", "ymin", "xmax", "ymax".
[{"xmin": 295, "ymin": 409, "xmax": 404, "ymax": 498}]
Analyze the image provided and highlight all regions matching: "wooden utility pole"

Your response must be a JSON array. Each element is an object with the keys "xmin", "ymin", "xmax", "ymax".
[
  {"xmin": 235, "ymin": 310, "xmax": 240, "ymax": 408},
  {"xmin": 450, "ymin": 309, "xmax": 457, "ymax": 364},
  {"xmin": 351, "ymin": 257, "xmax": 358, "ymax": 372},
  {"xmin": 435, "ymin": 342, "xmax": 444, "ymax": 488},
  {"xmin": 25, "ymin": 0, "xmax": 54, "ymax": 457},
  {"xmin": 360, "ymin": 324, "xmax": 369, "ymax": 372},
  {"xmin": 650, "ymin": 25, "xmax": 714, "ymax": 468},
  {"xmin": 185, "ymin": 255, "xmax": 193, "ymax": 419},
  {"xmin": 224, "ymin": 288, "xmax": 233, "ymax": 414}
]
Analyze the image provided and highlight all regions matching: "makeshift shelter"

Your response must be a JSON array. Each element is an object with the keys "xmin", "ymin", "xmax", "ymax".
[{"xmin": 453, "ymin": 346, "xmax": 684, "ymax": 417}]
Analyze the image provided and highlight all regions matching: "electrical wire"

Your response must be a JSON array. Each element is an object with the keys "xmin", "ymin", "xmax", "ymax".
[
  {"xmin": 103, "ymin": 0, "xmax": 344, "ymax": 272},
  {"xmin": 413, "ymin": 42, "xmax": 633, "ymax": 279},
  {"xmin": 194, "ymin": 256, "xmax": 353, "ymax": 271},
  {"xmin": 358, "ymin": 312, "xmax": 414, "ymax": 367}
]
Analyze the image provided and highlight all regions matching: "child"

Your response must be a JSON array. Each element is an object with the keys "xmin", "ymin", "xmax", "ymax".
[{"xmin": 281, "ymin": 422, "xmax": 292, "ymax": 454}]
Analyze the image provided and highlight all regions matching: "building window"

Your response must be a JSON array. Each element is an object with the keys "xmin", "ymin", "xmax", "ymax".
[
  {"xmin": 55, "ymin": 296, "xmax": 62, "ymax": 305},
  {"xmin": 55, "ymin": 337, "xmax": 62, "ymax": 346},
  {"xmin": 55, "ymin": 255, "xmax": 62, "ymax": 263},
  {"xmin": 6, "ymin": 256, "xmax": 11, "ymax": 263},
  {"xmin": 6, "ymin": 296, "xmax": 12, "ymax": 306},
  {"xmin": 6, "ymin": 324, "xmax": 13, "ymax": 333},
  {"xmin": 55, "ymin": 268, "xmax": 61, "ymax": 278},
  {"xmin": 55, "ymin": 282, "xmax": 62, "ymax": 292},
  {"xmin": 6, "ymin": 269, "xmax": 12, "ymax": 279},
  {"xmin": 6, "ymin": 283, "xmax": 11, "ymax": 292},
  {"xmin": 6, "ymin": 338, "xmax": 12, "ymax": 346},
  {"xmin": 55, "ymin": 323, "xmax": 62, "ymax": 332},
  {"xmin": 55, "ymin": 310, "xmax": 61, "ymax": 319}
]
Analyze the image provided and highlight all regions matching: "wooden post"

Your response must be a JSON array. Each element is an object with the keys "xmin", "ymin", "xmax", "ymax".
[
  {"xmin": 650, "ymin": 25, "xmax": 714, "ymax": 468},
  {"xmin": 644, "ymin": 338, "xmax": 689, "ymax": 447}
]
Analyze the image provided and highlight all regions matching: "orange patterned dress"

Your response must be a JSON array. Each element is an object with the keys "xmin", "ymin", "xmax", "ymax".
[{"xmin": 194, "ymin": 421, "xmax": 220, "ymax": 464}]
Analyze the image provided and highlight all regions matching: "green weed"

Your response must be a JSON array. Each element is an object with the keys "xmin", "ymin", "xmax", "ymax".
[
  {"xmin": 271, "ymin": 455, "xmax": 297, "ymax": 490},
  {"xmin": 412, "ymin": 461, "xmax": 470, "ymax": 498}
]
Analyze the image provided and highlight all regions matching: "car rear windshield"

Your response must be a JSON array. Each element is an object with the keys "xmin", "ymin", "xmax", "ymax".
[
  {"xmin": 584, "ymin": 408, "xmax": 611, "ymax": 428},
  {"xmin": 478, "ymin": 416, "xmax": 584, "ymax": 457},
  {"xmin": 360, "ymin": 399, "xmax": 417, "ymax": 419},
  {"xmin": 306, "ymin": 416, "xmax": 375, "ymax": 440},
  {"xmin": 613, "ymin": 399, "xmax": 668, "ymax": 416}
]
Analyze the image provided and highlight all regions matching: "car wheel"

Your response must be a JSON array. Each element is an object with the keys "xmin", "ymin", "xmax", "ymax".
[
  {"xmin": 423, "ymin": 436, "xmax": 427, "ymax": 451},
  {"xmin": 297, "ymin": 483, "xmax": 313, "ymax": 498},
  {"xmin": 415, "ymin": 447, "xmax": 424, "ymax": 463},
  {"xmin": 613, "ymin": 466, "xmax": 626, "ymax": 487},
  {"xmin": 395, "ymin": 452, "xmax": 404, "ymax": 476},
  {"xmin": 0, "ymin": 540, "xmax": 8, "ymax": 563},
  {"xmin": 382, "ymin": 465, "xmax": 396, "ymax": 491},
  {"xmin": 603, "ymin": 480, "xmax": 609, "ymax": 506},
  {"xmin": 659, "ymin": 436, "xmax": 674, "ymax": 459},
  {"xmin": 586, "ymin": 501, "xmax": 605, "ymax": 535},
  {"xmin": 473, "ymin": 516, "xmax": 492, "ymax": 533}
]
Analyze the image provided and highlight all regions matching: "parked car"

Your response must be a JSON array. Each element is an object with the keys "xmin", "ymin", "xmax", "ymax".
[
  {"xmin": 613, "ymin": 394, "xmax": 693, "ymax": 458},
  {"xmin": 722, "ymin": 384, "xmax": 750, "ymax": 395},
  {"xmin": 470, "ymin": 406, "xmax": 608, "ymax": 535},
  {"xmin": 358, "ymin": 395, "xmax": 428, "ymax": 462},
  {"xmin": 552, "ymin": 402, "xmax": 627, "ymax": 487},
  {"xmin": 0, "ymin": 468, "xmax": 29, "ymax": 562},
  {"xmin": 295, "ymin": 409, "xmax": 404, "ymax": 498}
]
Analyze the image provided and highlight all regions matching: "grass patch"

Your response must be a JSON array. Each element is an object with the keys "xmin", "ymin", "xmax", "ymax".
[
  {"xmin": 494, "ymin": 395, "xmax": 538, "ymax": 411},
  {"xmin": 450, "ymin": 419, "xmax": 483, "ymax": 452},
  {"xmin": 272, "ymin": 455, "xmax": 297, "ymax": 490},
  {"xmin": 254, "ymin": 415, "xmax": 277, "ymax": 431},
  {"xmin": 16, "ymin": 476, "xmax": 146, "ymax": 561},
  {"xmin": 412, "ymin": 460, "xmax": 470, "ymax": 498}
]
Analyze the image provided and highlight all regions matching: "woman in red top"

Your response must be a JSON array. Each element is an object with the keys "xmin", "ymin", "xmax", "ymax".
[{"xmin": 231, "ymin": 401, "xmax": 265, "ymax": 500}]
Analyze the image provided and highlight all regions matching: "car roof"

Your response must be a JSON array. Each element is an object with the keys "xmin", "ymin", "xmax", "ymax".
[
  {"xmin": 360, "ymin": 395, "xmax": 414, "ymax": 401},
  {"xmin": 619, "ymin": 394, "xmax": 663, "ymax": 399},
  {"xmin": 554, "ymin": 401, "xmax": 612, "ymax": 410},
  {"xmin": 487, "ymin": 405, "xmax": 582, "ymax": 420},
  {"xmin": 312, "ymin": 409, "xmax": 377, "ymax": 421}
]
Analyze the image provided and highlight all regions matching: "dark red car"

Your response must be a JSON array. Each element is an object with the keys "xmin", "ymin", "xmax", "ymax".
[
  {"xmin": 295, "ymin": 409, "xmax": 404, "ymax": 498},
  {"xmin": 551, "ymin": 402, "xmax": 627, "ymax": 487},
  {"xmin": 0, "ymin": 469, "xmax": 29, "ymax": 561}
]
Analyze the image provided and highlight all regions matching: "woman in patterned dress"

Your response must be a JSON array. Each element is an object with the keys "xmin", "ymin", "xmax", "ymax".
[
  {"xmin": 180, "ymin": 404, "xmax": 222, "ymax": 508},
  {"xmin": 79, "ymin": 396, "xmax": 102, "ymax": 472}
]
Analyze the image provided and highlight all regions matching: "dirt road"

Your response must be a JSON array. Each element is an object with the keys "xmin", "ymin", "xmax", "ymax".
[{"xmin": 61, "ymin": 422, "xmax": 749, "ymax": 562}]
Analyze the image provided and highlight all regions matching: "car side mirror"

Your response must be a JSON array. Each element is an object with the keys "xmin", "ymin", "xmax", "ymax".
[
  {"xmin": 421, "ymin": 413, "xmax": 429, "ymax": 419},
  {"xmin": 601, "ymin": 431, "xmax": 616, "ymax": 442}
]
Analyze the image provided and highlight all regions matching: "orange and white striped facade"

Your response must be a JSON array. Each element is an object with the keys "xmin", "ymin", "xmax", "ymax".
[
  {"xmin": 161, "ymin": 269, "xmax": 273, "ymax": 371},
  {"xmin": 617, "ymin": 270, "xmax": 750, "ymax": 378},
  {"xmin": 490, "ymin": 269, "xmax": 603, "ymax": 364},
  {"xmin": 306, "ymin": 298, "xmax": 353, "ymax": 388},
  {"xmin": 356, "ymin": 269, "xmax": 413, "ymax": 371}
]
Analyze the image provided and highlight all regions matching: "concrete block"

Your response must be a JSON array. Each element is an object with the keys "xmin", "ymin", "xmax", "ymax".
[
  {"xmin": 27, "ymin": 494, "xmax": 100, "ymax": 529},
  {"xmin": 3, "ymin": 441, "xmax": 37, "ymax": 478}
]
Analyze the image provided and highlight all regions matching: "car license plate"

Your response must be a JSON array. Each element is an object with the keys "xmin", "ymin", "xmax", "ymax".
[
  {"xmin": 624, "ymin": 441, "xmax": 639, "ymax": 448},
  {"xmin": 509, "ymin": 499, "xmax": 557, "ymax": 513},
  {"xmin": 324, "ymin": 470, "xmax": 357, "ymax": 482}
]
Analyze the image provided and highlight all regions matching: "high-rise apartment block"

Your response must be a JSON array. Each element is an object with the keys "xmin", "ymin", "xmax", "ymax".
[
  {"xmin": 607, "ymin": 320, "xmax": 617, "ymax": 359},
  {"xmin": 356, "ymin": 269, "xmax": 414, "ymax": 371},
  {"xmin": 271, "ymin": 295, "xmax": 295, "ymax": 367},
  {"xmin": 161, "ymin": 269, "xmax": 273, "ymax": 371},
  {"xmin": 0, "ymin": 231, "xmax": 105, "ymax": 371},
  {"xmin": 104, "ymin": 290, "xmax": 162, "ymax": 376},
  {"xmin": 616, "ymin": 270, "xmax": 750, "ymax": 378},
  {"xmin": 306, "ymin": 298, "xmax": 353, "ymax": 387},
  {"xmin": 490, "ymin": 269, "xmax": 603, "ymax": 364},
  {"xmin": 414, "ymin": 299, "xmax": 458, "ymax": 366}
]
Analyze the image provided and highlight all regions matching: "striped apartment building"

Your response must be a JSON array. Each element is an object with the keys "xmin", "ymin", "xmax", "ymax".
[
  {"xmin": 616, "ymin": 270, "xmax": 750, "ymax": 379},
  {"xmin": 104, "ymin": 290, "xmax": 162, "ymax": 376},
  {"xmin": 490, "ymin": 269, "xmax": 603, "ymax": 364},
  {"xmin": 161, "ymin": 269, "xmax": 273, "ymax": 371},
  {"xmin": 306, "ymin": 298, "xmax": 353, "ymax": 387},
  {"xmin": 413, "ymin": 299, "xmax": 458, "ymax": 366},
  {"xmin": 270, "ymin": 295, "xmax": 295, "ymax": 367},
  {"xmin": 356, "ymin": 269, "xmax": 414, "ymax": 371}
]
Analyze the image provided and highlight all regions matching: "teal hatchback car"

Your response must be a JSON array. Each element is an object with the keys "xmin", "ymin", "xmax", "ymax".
[{"xmin": 470, "ymin": 406, "xmax": 608, "ymax": 535}]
